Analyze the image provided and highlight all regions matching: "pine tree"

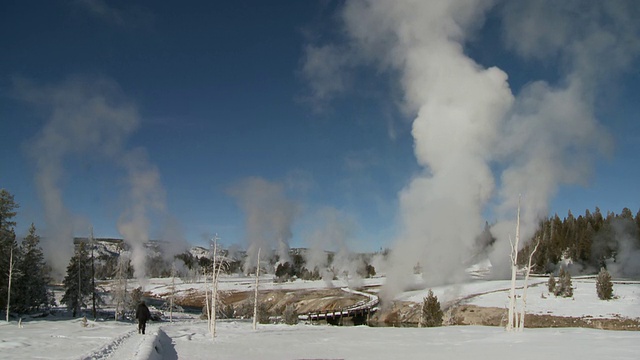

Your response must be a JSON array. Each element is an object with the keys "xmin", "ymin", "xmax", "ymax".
[
  {"xmin": 596, "ymin": 267, "xmax": 613, "ymax": 300},
  {"xmin": 547, "ymin": 274, "xmax": 556, "ymax": 293},
  {"xmin": 420, "ymin": 289, "xmax": 443, "ymax": 327},
  {"xmin": 555, "ymin": 267, "xmax": 573, "ymax": 297},
  {"xmin": 14, "ymin": 224, "xmax": 50, "ymax": 313},
  {"xmin": 61, "ymin": 242, "xmax": 93, "ymax": 317},
  {"xmin": 282, "ymin": 304, "xmax": 298, "ymax": 325}
]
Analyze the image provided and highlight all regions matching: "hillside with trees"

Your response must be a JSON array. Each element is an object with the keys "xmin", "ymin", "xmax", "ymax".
[{"xmin": 517, "ymin": 207, "xmax": 640, "ymax": 275}]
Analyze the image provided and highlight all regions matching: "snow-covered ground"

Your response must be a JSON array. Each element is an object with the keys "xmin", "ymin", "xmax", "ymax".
[
  {"xmin": 398, "ymin": 277, "xmax": 640, "ymax": 319},
  {"xmin": 2, "ymin": 318, "xmax": 639, "ymax": 360},
  {"xmin": 139, "ymin": 274, "xmax": 386, "ymax": 298},
  {"xmin": 165, "ymin": 321, "xmax": 640, "ymax": 360},
  {"xmin": 2, "ymin": 276, "xmax": 639, "ymax": 359}
]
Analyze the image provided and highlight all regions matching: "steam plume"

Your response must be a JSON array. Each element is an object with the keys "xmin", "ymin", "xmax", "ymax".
[
  {"xmin": 15, "ymin": 76, "xmax": 139, "ymax": 278},
  {"xmin": 229, "ymin": 177, "xmax": 297, "ymax": 273},
  {"xmin": 303, "ymin": 0, "xmax": 639, "ymax": 298},
  {"xmin": 16, "ymin": 75, "xmax": 173, "ymax": 281},
  {"xmin": 117, "ymin": 148, "xmax": 167, "ymax": 280},
  {"xmin": 490, "ymin": 0, "xmax": 638, "ymax": 276},
  {"xmin": 304, "ymin": 207, "xmax": 358, "ymax": 285}
]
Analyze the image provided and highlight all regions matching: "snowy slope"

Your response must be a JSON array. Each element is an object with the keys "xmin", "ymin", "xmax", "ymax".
[{"xmin": 396, "ymin": 278, "xmax": 640, "ymax": 320}]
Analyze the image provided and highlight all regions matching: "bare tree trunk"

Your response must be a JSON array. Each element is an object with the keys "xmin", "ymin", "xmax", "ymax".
[
  {"xmin": 6, "ymin": 247, "xmax": 13, "ymax": 322},
  {"xmin": 252, "ymin": 248, "xmax": 261, "ymax": 331},
  {"xmin": 519, "ymin": 236, "xmax": 540, "ymax": 331},
  {"xmin": 418, "ymin": 298, "xmax": 424, "ymax": 328},
  {"xmin": 507, "ymin": 196, "xmax": 521, "ymax": 331},
  {"xmin": 204, "ymin": 267, "xmax": 210, "ymax": 330},
  {"xmin": 78, "ymin": 252, "xmax": 82, "ymax": 318},
  {"xmin": 114, "ymin": 253, "xmax": 128, "ymax": 321},
  {"xmin": 170, "ymin": 263, "xmax": 176, "ymax": 323},
  {"xmin": 212, "ymin": 248, "xmax": 225, "ymax": 338},
  {"xmin": 211, "ymin": 239, "xmax": 217, "ymax": 339},
  {"xmin": 91, "ymin": 228, "xmax": 96, "ymax": 319}
]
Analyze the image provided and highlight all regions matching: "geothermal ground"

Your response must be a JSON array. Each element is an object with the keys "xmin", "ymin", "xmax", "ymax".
[{"xmin": 134, "ymin": 274, "xmax": 640, "ymax": 330}]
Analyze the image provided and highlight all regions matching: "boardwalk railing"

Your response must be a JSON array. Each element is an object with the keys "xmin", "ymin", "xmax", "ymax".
[{"xmin": 298, "ymin": 287, "xmax": 379, "ymax": 322}]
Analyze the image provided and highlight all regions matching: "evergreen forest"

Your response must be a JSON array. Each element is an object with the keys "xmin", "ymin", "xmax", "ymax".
[{"xmin": 517, "ymin": 207, "xmax": 640, "ymax": 275}]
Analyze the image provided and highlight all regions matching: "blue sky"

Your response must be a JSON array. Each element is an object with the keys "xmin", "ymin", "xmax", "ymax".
[{"xmin": 1, "ymin": 1, "xmax": 639, "ymax": 254}]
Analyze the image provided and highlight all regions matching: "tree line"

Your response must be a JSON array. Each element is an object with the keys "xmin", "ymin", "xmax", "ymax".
[
  {"xmin": 517, "ymin": 207, "xmax": 640, "ymax": 274},
  {"xmin": 1, "ymin": 189, "xmax": 106, "ymax": 319}
]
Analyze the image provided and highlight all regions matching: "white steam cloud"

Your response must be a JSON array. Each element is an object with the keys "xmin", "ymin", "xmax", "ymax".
[
  {"xmin": 15, "ymin": 76, "xmax": 138, "ymax": 278},
  {"xmin": 303, "ymin": 0, "xmax": 639, "ymax": 299},
  {"xmin": 15, "ymin": 75, "xmax": 171, "ymax": 281},
  {"xmin": 303, "ymin": 207, "xmax": 359, "ymax": 285},
  {"xmin": 229, "ymin": 177, "xmax": 297, "ymax": 273},
  {"xmin": 116, "ymin": 148, "xmax": 167, "ymax": 280},
  {"xmin": 490, "ymin": 0, "xmax": 638, "ymax": 276}
]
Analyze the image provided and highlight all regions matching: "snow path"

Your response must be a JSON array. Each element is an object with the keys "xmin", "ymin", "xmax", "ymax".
[
  {"xmin": 102, "ymin": 323, "xmax": 156, "ymax": 360},
  {"xmin": 79, "ymin": 327, "xmax": 137, "ymax": 360},
  {"xmin": 79, "ymin": 322, "xmax": 177, "ymax": 360}
]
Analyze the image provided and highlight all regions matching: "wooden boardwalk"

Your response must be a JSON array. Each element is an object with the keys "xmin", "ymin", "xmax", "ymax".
[{"xmin": 298, "ymin": 288, "xmax": 379, "ymax": 325}]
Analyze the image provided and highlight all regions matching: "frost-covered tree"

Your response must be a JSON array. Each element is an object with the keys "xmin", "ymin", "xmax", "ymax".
[
  {"xmin": 14, "ymin": 224, "xmax": 50, "ymax": 313},
  {"xmin": 282, "ymin": 304, "xmax": 298, "ymax": 325},
  {"xmin": 596, "ymin": 267, "xmax": 613, "ymax": 300},
  {"xmin": 130, "ymin": 287, "xmax": 144, "ymax": 311},
  {"xmin": 257, "ymin": 303, "xmax": 271, "ymax": 324},
  {"xmin": 547, "ymin": 274, "xmax": 556, "ymax": 293},
  {"xmin": 507, "ymin": 197, "xmax": 521, "ymax": 331},
  {"xmin": 61, "ymin": 242, "xmax": 93, "ymax": 317},
  {"xmin": 555, "ymin": 267, "xmax": 573, "ymax": 297},
  {"xmin": 420, "ymin": 289, "xmax": 443, "ymax": 327},
  {"xmin": 112, "ymin": 253, "xmax": 132, "ymax": 320}
]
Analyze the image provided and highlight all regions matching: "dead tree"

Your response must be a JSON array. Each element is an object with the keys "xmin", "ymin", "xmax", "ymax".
[
  {"xmin": 507, "ymin": 196, "xmax": 540, "ymax": 332},
  {"xmin": 252, "ymin": 247, "xmax": 261, "ymax": 331},
  {"xmin": 170, "ymin": 262, "xmax": 176, "ymax": 323},
  {"xmin": 506, "ymin": 197, "xmax": 521, "ymax": 331},
  {"xmin": 204, "ymin": 266, "xmax": 210, "ymax": 326},
  {"xmin": 113, "ymin": 253, "xmax": 130, "ymax": 320},
  {"xmin": 210, "ymin": 238, "xmax": 219, "ymax": 337},
  {"xmin": 5, "ymin": 247, "xmax": 14, "ymax": 322},
  {"xmin": 519, "ymin": 236, "xmax": 540, "ymax": 330},
  {"xmin": 208, "ymin": 235, "xmax": 229, "ymax": 339},
  {"xmin": 90, "ymin": 228, "xmax": 96, "ymax": 319}
]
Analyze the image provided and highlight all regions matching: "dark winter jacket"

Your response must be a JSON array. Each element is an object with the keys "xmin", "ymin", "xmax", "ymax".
[{"xmin": 136, "ymin": 301, "xmax": 151, "ymax": 322}]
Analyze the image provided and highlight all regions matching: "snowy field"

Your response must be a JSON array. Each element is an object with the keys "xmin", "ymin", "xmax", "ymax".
[
  {"xmin": 399, "ymin": 277, "xmax": 640, "ymax": 319},
  {"xmin": 2, "ymin": 319, "xmax": 640, "ymax": 360},
  {"xmin": 2, "ymin": 277, "xmax": 640, "ymax": 359}
]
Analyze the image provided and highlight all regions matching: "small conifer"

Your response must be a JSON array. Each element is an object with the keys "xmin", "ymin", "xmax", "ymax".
[
  {"xmin": 282, "ymin": 304, "xmax": 298, "ymax": 325},
  {"xmin": 596, "ymin": 267, "xmax": 613, "ymax": 300},
  {"xmin": 555, "ymin": 267, "xmax": 573, "ymax": 297},
  {"xmin": 420, "ymin": 289, "xmax": 443, "ymax": 327},
  {"xmin": 547, "ymin": 274, "xmax": 556, "ymax": 293}
]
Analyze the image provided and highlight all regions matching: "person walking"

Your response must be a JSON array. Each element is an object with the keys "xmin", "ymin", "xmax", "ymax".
[{"xmin": 136, "ymin": 300, "xmax": 151, "ymax": 334}]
